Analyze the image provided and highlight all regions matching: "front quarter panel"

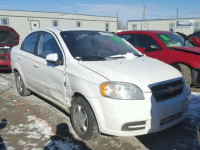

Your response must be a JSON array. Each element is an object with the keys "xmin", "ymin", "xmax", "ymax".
[{"xmin": 65, "ymin": 60, "xmax": 108, "ymax": 105}]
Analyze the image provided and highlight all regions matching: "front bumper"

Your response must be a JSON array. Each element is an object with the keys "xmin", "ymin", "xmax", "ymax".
[{"xmin": 87, "ymin": 85, "xmax": 191, "ymax": 136}]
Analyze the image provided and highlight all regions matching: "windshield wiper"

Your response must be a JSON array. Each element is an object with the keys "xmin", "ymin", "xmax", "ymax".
[
  {"xmin": 106, "ymin": 55, "xmax": 126, "ymax": 60},
  {"xmin": 106, "ymin": 53, "xmax": 141, "ymax": 60},
  {"xmin": 75, "ymin": 56, "xmax": 105, "ymax": 61}
]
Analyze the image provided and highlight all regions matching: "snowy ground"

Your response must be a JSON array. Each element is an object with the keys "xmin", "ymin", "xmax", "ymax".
[{"xmin": 0, "ymin": 72, "xmax": 200, "ymax": 150}]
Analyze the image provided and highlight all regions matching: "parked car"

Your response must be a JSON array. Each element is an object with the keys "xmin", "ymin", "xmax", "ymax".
[
  {"xmin": 176, "ymin": 31, "xmax": 200, "ymax": 47},
  {"xmin": 116, "ymin": 31, "xmax": 200, "ymax": 87},
  {"xmin": 188, "ymin": 31, "xmax": 200, "ymax": 47},
  {"xmin": 0, "ymin": 26, "xmax": 19, "ymax": 70},
  {"xmin": 11, "ymin": 28, "xmax": 191, "ymax": 140}
]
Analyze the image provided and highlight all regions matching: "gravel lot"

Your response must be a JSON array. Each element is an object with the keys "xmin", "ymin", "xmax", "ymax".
[{"xmin": 0, "ymin": 71, "xmax": 200, "ymax": 150}]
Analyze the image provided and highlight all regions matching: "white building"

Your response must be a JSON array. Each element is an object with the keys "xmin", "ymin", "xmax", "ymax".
[
  {"xmin": 0, "ymin": 9, "xmax": 117, "ymax": 39},
  {"xmin": 128, "ymin": 18, "xmax": 200, "ymax": 35}
]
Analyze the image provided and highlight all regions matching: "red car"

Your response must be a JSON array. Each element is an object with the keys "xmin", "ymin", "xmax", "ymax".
[
  {"xmin": 0, "ymin": 26, "xmax": 19, "ymax": 70},
  {"xmin": 188, "ymin": 31, "xmax": 200, "ymax": 47},
  {"xmin": 116, "ymin": 30, "xmax": 200, "ymax": 87}
]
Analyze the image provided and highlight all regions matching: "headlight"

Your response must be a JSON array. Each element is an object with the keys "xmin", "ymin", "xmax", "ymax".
[{"xmin": 100, "ymin": 82, "xmax": 144, "ymax": 100}]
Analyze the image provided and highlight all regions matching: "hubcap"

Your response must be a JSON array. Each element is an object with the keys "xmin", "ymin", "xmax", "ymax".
[
  {"xmin": 73, "ymin": 104, "xmax": 88, "ymax": 134},
  {"xmin": 16, "ymin": 74, "xmax": 23, "ymax": 93}
]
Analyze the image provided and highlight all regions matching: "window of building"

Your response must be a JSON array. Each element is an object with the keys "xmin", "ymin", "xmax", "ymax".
[
  {"xmin": 194, "ymin": 22, "xmax": 200, "ymax": 31},
  {"xmin": 76, "ymin": 21, "xmax": 81, "ymax": 27},
  {"xmin": 1, "ymin": 18, "xmax": 9, "ymax": 26},
  {"xmin": 52, "ymin": 20, "xmax": 59, "ymax": 27},
  {"xmin": 169, "ymin": 23, "xmax": 175, "ymax": 32},
  {"xmin": 132, "ymin": 24, "xmax": 137, "ymax": 30},
  {"xmin": 105, "ymin": 23, "xmax": 109, "ymax": 32}
]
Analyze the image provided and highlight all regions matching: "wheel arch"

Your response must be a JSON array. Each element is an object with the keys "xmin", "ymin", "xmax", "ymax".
[
  {"xmin": 12, "ymin": 65, "xmax": 28, "ymax": 88},
  {"xmin": 171, "ymin": 62, "xmax": 193, "ymax": 86},
  {"xmin": 71, "ymin": 92, "xmax": 100, "ymax": 132},
  {"xmin": 171, "ymin": 62, "xmax": 193, "ymax": 70}
]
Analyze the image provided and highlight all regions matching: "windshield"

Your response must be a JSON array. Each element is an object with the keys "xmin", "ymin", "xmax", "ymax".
[
  {"xmin": 60, "ymin": 31, "xmax": 142, "ymax": 61},
  {"xmin": 156, "ymin": 32, "xmax": 191, "ymax": 48}
]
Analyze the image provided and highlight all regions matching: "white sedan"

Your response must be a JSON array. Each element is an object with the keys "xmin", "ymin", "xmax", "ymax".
[{"xmin": 11, "ymin": 27, "xmax": 191, "ymax": 140}]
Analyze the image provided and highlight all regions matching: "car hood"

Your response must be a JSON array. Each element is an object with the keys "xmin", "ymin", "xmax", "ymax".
[
  {"xmin": 0, "ymin": 26, "xmax": 19, "ymax": 47},
  {"xmin": 79, "ymin": 56, "xmax": 182, "ymax": 92},
  {"xmin": 172, "ymin": 46, "xmax": 200, "ymax": 55}
]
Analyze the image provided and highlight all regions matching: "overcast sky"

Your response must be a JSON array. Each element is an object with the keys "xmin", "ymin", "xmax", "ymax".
[{"xmin": 0, "ymin": 0, "xmax": 200, "ymax": 22}]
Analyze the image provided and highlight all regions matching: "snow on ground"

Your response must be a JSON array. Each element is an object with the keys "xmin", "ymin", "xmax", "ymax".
[
  {"xmin": 0, "ymin": 77, "xmax": 9, "ymax": 91},
  {"xmin": 6, "ymin": 115, "xmax": 53, "ymax": 141},
  {"xmin": 188, "ymin": 93, "xmax": 200, "ymax": 127},
  {"xmin": 3, "ymin": 115, "xmax": 80, "ymax": 150}
]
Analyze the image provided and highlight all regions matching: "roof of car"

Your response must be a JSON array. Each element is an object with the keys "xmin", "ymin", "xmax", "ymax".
[
  {"xmin": 117, "ymin": 30, "xmax": 172, "ymax": 35},
  {"xmin": 40, "ymin": 27, "xmax": 98, "ymax": 32}
]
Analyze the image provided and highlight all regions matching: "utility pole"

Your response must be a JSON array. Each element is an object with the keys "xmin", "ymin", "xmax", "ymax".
[
  {"xmin": 117, "ymin": 11, "xmax": 119, "ymax": 30},
  {"xmin": 143, "ymin": 5, "xmax": 146, "ymax": 20},
  {"xmin": 177, "ymin": 8, "xmax": 178, "ymax": 19}
]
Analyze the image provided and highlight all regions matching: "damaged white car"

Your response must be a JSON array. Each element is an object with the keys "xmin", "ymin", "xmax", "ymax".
[{"xmin": 11, "ymin": 28, "xmax": 191, "ymax": 140}]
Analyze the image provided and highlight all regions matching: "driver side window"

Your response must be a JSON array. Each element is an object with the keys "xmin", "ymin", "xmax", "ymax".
[
  {"xmin": 135, "ymin": 34, "xmax": 161, "ymax": 50},
  {"xmin": 37, "ymin": 32, "xmax": 63, "ymax": 65}
]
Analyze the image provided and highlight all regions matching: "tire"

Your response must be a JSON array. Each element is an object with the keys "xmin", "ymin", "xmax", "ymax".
[
  {"xmin": 15, "ymin": 71, "xmax": 31, "ymax": 96},
  {"xmin": 176, "ymin": 64, "xmax": 192, "ymax": 86},
  {"xmin": 70, "ymin": 96, "xmax": 99, "ymax": 141}
]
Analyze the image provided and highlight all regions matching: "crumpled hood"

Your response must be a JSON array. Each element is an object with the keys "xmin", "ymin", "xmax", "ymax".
[
  {"xmin": 79, "ymin": 56, "xmax": 182, "ymax": 92},
  {"xmin": 0, "ymin": 26, "xmax": 19, "ymax": 47},
  {"xmin": 172, "ymin": 46, "xmax": 200, "ymax": 55}
]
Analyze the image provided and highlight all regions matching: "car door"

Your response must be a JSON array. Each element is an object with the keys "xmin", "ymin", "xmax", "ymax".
[
  {"xmin": 18, "ymin": 32, "xmax": 39, "ymax": 87},
  {"xmin": 123, "ymin": 34, "xmax": 164, "ymax": 60},
  {"xmin": 33, "ymin": 31, "xmax": 66, "ymax": 105}
]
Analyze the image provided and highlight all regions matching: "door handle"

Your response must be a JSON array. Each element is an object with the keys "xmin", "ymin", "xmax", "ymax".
[
  {"xmin": 18, "ymin": 56, "xmax": 21, "ymax": 59},
  {"xmin": 34, "ymin": 63, "xmax": 39, "ymax": 68}
]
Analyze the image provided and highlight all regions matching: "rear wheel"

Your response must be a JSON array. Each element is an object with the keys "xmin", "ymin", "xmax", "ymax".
[
  {"xmin": 176, "ymin": 64, "xmax": 192, "ymax": 86},
  {"xmin": 15, "ymin": 71, "xmax": 31, "ymax": 96},
  {"xmin": 70, "ymin": 96, "xmax": 99, "ymax": 141}
]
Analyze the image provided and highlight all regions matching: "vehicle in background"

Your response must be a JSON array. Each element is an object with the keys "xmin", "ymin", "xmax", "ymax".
[
  {"xmin": 188, "ymin": 31, "xmax": 200, "ymax": 47},
  {"xmin": 116, "ymin": 31, "xmax": 200, "ymax": 87},
  {"xmin": 11, "ymin": 28, "xmax": 191, "ymax": 140},
  {"xmin": 0, "ymin": 26, "xmax": 19, "ymax": 70},
  {"xmin": 176, "ymin": 31, "xmax": 200, "ymax": 47}
]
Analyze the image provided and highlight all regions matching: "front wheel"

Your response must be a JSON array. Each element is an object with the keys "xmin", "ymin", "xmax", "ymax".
[
  {"xmin": 176, "ymin": 64, "xmax": 192, "ymax": 86},
  {"xmin": 70, "ymin": 96, "xmax": 99, "ymax": 141},
  {"xmin": 15, "ymin": 71, "xmax": 31, "ymax": 96}
]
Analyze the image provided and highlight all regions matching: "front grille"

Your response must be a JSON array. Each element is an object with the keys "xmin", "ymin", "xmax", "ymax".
[
  {"xmin": 151, "ymin": 79, "xmax": 184, "ymax": 102},
  {"xmin": 160, "ymin": 112, "xmax": 183, "ymax": 125},
  {"xmin": 0, "ymin": 65, "xmax": 8, "ymax": 69},
  {"xmin": 0, "ymin": 56, "xmax": 8, "ymax": 61}
]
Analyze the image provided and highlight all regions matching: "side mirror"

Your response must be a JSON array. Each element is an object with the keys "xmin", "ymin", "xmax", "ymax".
[
  {"xmin": 46, "ymin": 53, "xmax": 58, "ymax": 63},
  {"xmin": 145, "ymin": 45, "xmax": 162, "ymax": 52}
]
